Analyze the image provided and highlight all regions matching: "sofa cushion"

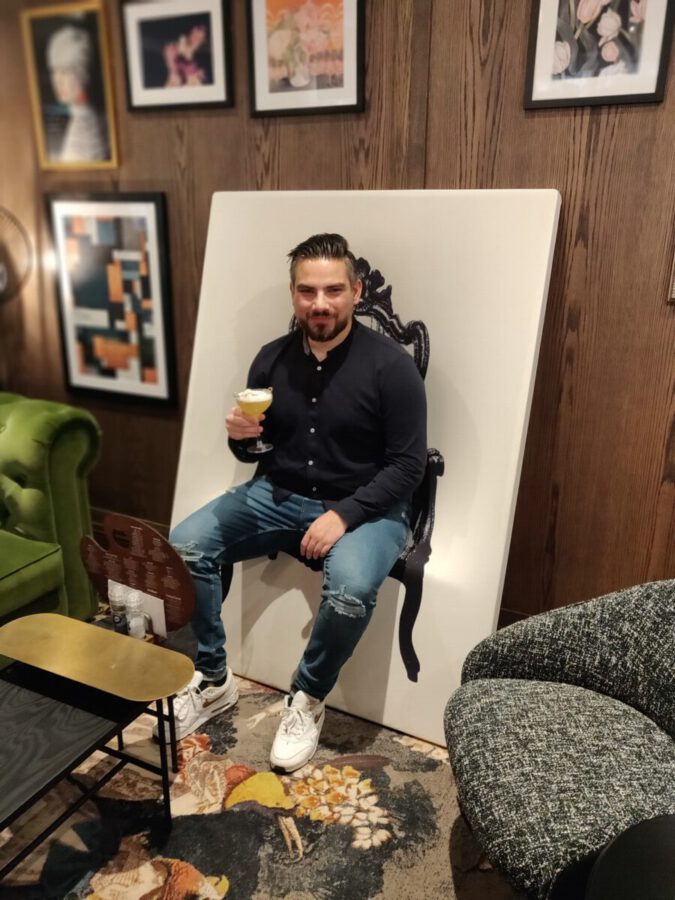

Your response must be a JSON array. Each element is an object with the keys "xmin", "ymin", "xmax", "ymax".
[
  {"xmin": 0, "ymin": 531, "xmax": 63, "ymax": 615},
  {"xmin": 445, "ymin": 678, "xmax": 675, "ymax": 900}
]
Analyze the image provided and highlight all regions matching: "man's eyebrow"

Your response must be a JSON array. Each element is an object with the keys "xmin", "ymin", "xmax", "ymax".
[{"xmin": 296, "ymin": 281, "xmax": 347, "ymax": 290}]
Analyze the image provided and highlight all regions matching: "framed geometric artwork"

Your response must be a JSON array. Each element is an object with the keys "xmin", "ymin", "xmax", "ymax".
[
  {"xmin": 46, "ymin": 193, "xmax": 176, "ymax": 406},
  {"xmin": 524, "ymin": 0, "xmax": 674, "ymax": 108},
  {"xmin": 120, "ymin": 0, "xmax": 233, "ymax": 110},
  {"xmin": 247, "ymin": 0, "xmax": 365, "ymax": 116},
  {"xmin": 21, "ymin": 1, "xmax": 118, "ymax": 169}
]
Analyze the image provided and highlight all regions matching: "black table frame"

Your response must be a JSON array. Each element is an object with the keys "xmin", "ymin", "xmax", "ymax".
[{"xmin": 0, "ymin": 662, "xmax": 179, "ymax": 882}]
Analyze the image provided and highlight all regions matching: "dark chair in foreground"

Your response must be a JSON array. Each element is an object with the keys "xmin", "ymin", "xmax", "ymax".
[
  {"xmin": 0, "ymin": 392, "xmax": 101, "ymax": 627},
  {"xmin": 444, "ymin": 579, "xmax": 675, "ymax": 899},
  {"xmin": 273, "ymin": 257, "xmax": 444, "ymax": 682}
]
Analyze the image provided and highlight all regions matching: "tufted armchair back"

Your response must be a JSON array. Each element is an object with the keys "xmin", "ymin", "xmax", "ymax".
[
  {"xmin": 0, "ymin": 392, "xmax": 101, "ymax": 621},
  {"xmin": 461, "ymin": 579, "xmax": 675, "ymax": 740}
]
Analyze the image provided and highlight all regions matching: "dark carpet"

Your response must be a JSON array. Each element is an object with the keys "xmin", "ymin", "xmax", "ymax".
[{"xmin": 0, "ymin": 675, "xmax": 523, "ymax": 899}]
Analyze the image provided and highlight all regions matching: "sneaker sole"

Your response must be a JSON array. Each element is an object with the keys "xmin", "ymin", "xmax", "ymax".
[{"xmin": 154, "ymin": 687, "xmax": 239, "ymax": 743}]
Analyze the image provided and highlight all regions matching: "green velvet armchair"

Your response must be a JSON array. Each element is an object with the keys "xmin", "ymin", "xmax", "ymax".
[{"xmin": 0, "ymin": 392, "xmax": 101, "ymax": 626}]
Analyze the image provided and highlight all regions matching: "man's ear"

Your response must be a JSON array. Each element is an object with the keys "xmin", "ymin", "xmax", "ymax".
[{"xmin": 353, "ymin": 278, "xmax": 363, "ymax": 304}]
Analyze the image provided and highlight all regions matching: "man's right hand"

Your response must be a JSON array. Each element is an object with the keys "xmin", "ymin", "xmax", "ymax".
[{"xmin": 226, "ymin": 405, "xmax": 264, "ymax": 441}]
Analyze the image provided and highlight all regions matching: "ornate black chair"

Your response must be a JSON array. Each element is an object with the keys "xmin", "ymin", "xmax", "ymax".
[{"xmin": 273, "ymin": 257, "xmax": 444, "ymax": 682}]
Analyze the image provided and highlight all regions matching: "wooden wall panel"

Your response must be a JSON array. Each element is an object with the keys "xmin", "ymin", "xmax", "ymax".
[
  {"xmin": 426, "ymin": 0, "xmax": 675, "ymax": 616},
  {"xmin": 1, "ymin": 0, "xmax": 673, "ymax": 618}
]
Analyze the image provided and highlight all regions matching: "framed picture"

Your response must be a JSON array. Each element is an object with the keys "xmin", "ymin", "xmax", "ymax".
[
  {"xmin": 247, "ymin": 0, "xmax": 365, "ymax": 116},
  {"xmin": 47, "ymin": 193, "xmax": 176, "ymax": 406},
  {"xmin": 524, "ymin": 0, "xmax": 674, "ymax": 108},
  {"xmin": 120, "ymin": 0, "xmax": 233, "ymax": 110},
  {"xmin": 21, "ymin": 2, "xmax": 118, "ymax": 169}
]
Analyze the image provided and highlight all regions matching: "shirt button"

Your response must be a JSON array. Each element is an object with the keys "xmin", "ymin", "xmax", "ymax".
[
  {"xmin": 316, "ymin": 365, "xmax": 322, "ymax": 371},
  {"xmin": 312, "ymin": 487, "xmax": 317, "ymax": 493},
  {"xmin": 311, "ymin": 397, "xmax": 317, "ymax": 403},
  {"xmin": 310, "ymin": 427, "xmax": 315, "ymax": 434},
  {"xmin": 308, "ymin": 460, "xmax": 314, "ymax": 466}
]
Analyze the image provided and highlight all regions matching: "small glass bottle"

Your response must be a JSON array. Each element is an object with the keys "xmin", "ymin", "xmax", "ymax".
[
  {"xmin": 108, "ymin": 580, "xmax": 128, "ymax": 635},
  {"xmin": 125, "ymin": 589, "xmax": 147, "ymax": 639}
]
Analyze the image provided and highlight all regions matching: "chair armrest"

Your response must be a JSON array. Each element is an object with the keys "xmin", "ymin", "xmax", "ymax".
[
  {"xmin": 462, "ymin": 579, "xmax": 675, "ymax": 737},
  {"xmin": 402, "ymin": 447, "xmax": 444, "ymax": 564}
]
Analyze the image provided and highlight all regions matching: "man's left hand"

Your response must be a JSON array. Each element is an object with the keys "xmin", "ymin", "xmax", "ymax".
[{"xmin": 300, "ymin": 510, "xmax": 347, "ymax": 560}]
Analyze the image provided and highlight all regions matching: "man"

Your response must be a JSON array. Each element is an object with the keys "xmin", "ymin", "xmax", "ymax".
[{"xmin": 169, "ymin": 233, "xmax": 427, "ymax": 773}]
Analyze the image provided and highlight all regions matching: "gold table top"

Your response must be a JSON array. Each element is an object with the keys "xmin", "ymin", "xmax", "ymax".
[{"xmin": 0, "ymin": 614, "xmax": 194, "ymax": 702}]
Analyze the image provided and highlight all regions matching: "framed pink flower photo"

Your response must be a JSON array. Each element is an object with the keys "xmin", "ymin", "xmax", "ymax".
[{"xmin": 524, "ymin": 0, "xmax": 673, "ymax": 108}]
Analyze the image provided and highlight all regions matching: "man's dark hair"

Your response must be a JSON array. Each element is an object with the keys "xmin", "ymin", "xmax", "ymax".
[{"xmin": 288, "ymin": 233, "xmax": 358, "ymax": 286}]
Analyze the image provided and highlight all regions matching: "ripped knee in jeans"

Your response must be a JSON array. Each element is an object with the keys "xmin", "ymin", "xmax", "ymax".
[
  {"xmin": 325, "ymin": 587, "xmax": 367, "ymax": 618},
  {"xmin": 171, "ymin": 539, "xmax": 204, "ymax": 563}
]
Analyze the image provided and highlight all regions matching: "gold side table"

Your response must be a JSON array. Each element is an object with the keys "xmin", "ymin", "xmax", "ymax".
[{"xmin": 0, "ymin": 613, "xmax": 194, "ymax": 880}]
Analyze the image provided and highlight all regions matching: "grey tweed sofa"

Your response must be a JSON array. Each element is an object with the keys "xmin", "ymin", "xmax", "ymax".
[{"xmin": 444, "ymin": 579, "xmax": 675, "ymax": 899}]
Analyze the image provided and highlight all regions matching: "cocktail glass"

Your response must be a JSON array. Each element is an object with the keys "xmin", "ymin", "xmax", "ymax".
[{"xmin": 235, "ymin": 387, "xmax": 273, "ymax": 454}]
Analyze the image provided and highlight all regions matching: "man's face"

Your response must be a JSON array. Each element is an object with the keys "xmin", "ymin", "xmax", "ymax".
[{"xmin": 291, "ymin": 258, "xmax": 361, "ymax": 344}]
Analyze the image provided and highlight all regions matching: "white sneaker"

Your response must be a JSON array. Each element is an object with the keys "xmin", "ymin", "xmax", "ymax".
[
  {"xmin": 269, "ymin": 690, "xmax": 326, "ymax": 773},
  {"xmin": 153, "ymin": 668, "xmax": 239, "ymax": 742}
]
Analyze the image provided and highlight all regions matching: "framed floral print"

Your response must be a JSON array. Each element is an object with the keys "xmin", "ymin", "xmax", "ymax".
[
  {"xmin": 247, "ymin": 0, "xmax": 365, "ymax": 116},
  {"xmin": 524, "ymin": 0, "xmax": 674, "ymax": 108}
]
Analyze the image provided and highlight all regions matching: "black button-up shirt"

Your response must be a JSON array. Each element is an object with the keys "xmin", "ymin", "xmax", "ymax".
[{"xmin": 229, "ymin": 320, "xmax": 427, "ymax": 529}]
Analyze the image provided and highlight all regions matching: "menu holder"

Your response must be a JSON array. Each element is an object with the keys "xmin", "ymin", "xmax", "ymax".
[{"xmin": 80, "ymin": 513, "xmax": 195, "ymax": 633}]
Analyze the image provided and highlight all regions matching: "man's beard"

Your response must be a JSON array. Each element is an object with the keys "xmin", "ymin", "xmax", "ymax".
[{"xmin": 298, "ymin": 313, "xmax": 350, "ymax": 343}]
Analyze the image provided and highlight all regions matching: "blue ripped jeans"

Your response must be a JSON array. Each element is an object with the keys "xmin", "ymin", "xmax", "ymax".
[{"xmin": 170, "ymin": 476, "xmax": 410, "ymax": 700}]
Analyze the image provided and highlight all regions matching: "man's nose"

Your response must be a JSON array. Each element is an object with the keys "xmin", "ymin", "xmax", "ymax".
[{"xmin": 313, "ymin": 292, "xmax": 330, "ymax": 309}]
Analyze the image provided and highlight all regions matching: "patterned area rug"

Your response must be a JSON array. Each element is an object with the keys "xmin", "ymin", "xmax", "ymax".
[{"xmin": 0, "ymin": 676, "xmax": 523, "ymax": 899}]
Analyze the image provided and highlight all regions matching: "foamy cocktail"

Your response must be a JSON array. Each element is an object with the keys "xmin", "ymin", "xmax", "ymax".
[{"xmin": 235, "ymin": 387, "xmax": 273, "ymax": 453}]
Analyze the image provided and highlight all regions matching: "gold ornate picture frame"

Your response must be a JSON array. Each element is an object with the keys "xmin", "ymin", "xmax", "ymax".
[{"xmin": 21, "ymin": 1, "xmax": 118, "ymax": 170}]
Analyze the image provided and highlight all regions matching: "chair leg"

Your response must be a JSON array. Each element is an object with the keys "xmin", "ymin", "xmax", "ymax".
[{"xmin": 398, "ymin": 563, "xmax": 423, "ymax": 682}]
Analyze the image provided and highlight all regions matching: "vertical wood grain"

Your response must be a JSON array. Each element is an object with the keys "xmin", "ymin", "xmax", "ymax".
[{"xmin": 427, "ymin": 0, "xmax": 675, "ymax": 614}]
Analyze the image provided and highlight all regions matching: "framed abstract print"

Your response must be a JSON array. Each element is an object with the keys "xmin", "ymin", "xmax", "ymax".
[{"xmin": 47, "ymin": 193, "xmax": 176, "ymax": 406}]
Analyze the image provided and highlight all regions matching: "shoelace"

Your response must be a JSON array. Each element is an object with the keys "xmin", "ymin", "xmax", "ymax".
[
  {"xmin": 174, "ymin": 685, "xmax": 201, "ymax": 722},
  {"xmin": 280, "ymin": 705, "xmax": 312, "ymax": 736}
]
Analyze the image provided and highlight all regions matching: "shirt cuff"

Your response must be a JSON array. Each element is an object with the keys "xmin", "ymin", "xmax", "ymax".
[
  {"xmin": 228, "ymin": 437, "xmax": 255, "ymax": 462},
  {"xmin": 327, "ymin": 498, "xmax": 364, "ymax": 530}
]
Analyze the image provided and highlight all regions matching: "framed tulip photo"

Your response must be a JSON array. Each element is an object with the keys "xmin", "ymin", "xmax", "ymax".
[{"xmin": 524, "ymin": 0, "xmax": 674, "ymax": 108}]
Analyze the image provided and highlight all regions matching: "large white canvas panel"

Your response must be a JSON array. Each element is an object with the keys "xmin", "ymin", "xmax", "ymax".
[{"xmin": 172, "ymin": 190, "xmax": 560, "ymax": 745}]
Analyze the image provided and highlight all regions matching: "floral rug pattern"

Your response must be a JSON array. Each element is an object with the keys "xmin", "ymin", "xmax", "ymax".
[{"xmin": 0, "ymin": 677, "xmax": 520, "ymax": 900}]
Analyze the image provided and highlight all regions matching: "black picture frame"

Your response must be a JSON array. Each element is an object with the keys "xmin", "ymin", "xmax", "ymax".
[
  {"xmin": 120, "ymin": 0, "xmax": 233, "ymax": 111},
  {"xmin": 46, "ymin": 192, "xmax": 177, "ymax": 407},
  {"xmin": 247, "ymin": 0, "xmax": 365, "ymax": 117},
  {"xmin": 524, "ymin": 0, "xmax": 673, "ymax": 109}
]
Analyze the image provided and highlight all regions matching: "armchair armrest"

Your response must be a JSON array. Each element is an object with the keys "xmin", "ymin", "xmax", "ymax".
[
  {"xmin": 461, "ymin": 579, "xmax": 675, "ymax": 737},
  {"xmin": 0, "ymin": 393, "xmax": 101, "ymax": 621}
]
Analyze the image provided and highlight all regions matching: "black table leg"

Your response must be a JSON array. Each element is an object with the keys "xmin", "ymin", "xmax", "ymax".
[
  {"xmin": 167, "ymin": 695, "xmax": 178, "ymax": 773},
  {"xmin": 154, "ymin": 699, "xmax": 172, "ymax": 830}
]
